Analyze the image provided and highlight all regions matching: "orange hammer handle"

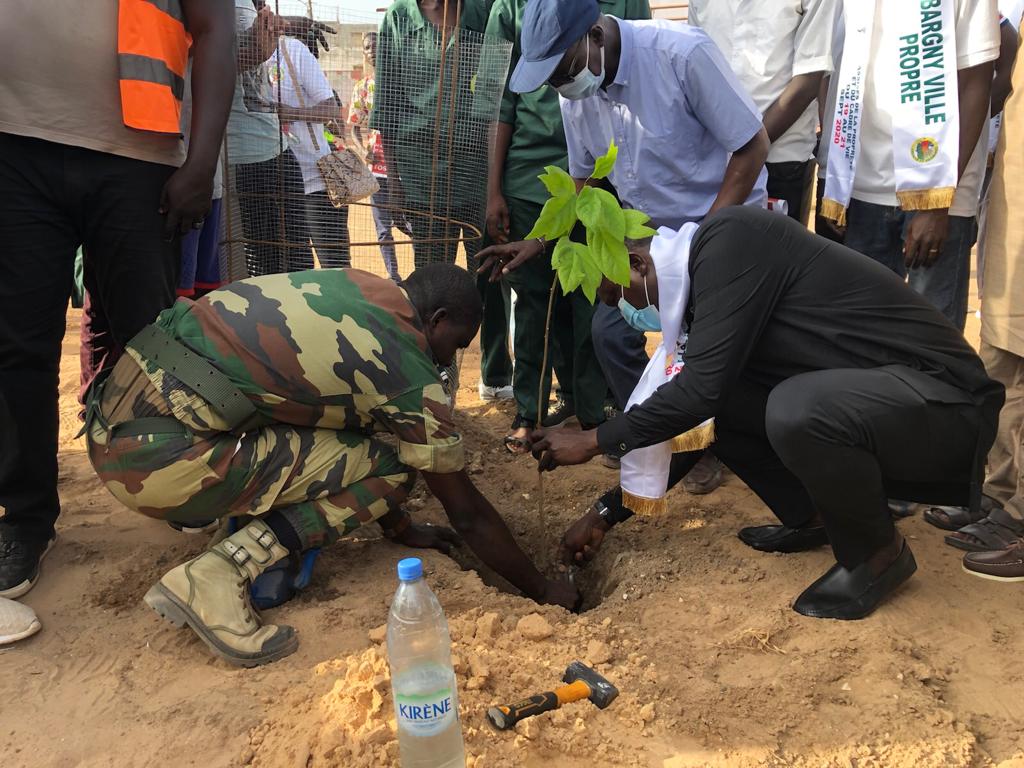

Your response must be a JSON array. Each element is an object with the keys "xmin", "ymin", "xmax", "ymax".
[{"xmin": 487, "ymin": 680, "xmax": 592, "ymax": 731}]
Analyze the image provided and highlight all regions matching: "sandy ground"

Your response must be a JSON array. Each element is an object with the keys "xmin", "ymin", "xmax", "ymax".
[{"xmin": 2, "ymin": 273, "xmax": 1024, "ymax": 768}]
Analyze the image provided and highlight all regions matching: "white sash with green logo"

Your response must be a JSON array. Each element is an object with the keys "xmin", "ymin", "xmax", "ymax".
[{"xmin": 822, "ymin": 0, "xmax": 959, "ymax": 224}]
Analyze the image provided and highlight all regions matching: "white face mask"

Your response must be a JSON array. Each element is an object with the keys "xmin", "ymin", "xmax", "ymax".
[{"xmin": 555, "ymin": 39, "xmax": 605, "ymax": 100}]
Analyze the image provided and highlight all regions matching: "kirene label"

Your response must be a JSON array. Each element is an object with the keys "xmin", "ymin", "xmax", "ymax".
[{"xmin": 393, "ymin": 664, "xmax": 458, "ymax": 737}]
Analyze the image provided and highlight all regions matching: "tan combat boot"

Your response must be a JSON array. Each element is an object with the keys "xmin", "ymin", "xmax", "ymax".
[{"xmin": 144, "ymin": 520, "xmax": 298, "ymax": 667}]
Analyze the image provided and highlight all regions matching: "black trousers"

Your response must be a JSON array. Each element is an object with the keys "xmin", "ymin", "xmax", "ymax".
[
  {"xmin": 610, "ymin": 367, "xmax": 983, "ymax": 568},
  {"xmin": 234, "ymin": 150, "xmax": 313, "ymax": 277},
  {"xmin": 766, "ymin": 160, "xmax": 814, "ymax": 223},
  {"xmin": 0, "ymin": 133, "xmax": 179, "ymax": 544}
]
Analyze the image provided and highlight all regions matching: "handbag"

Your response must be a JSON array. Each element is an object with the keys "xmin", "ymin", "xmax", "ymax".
[{"xmin": 278, "ymin": 39, "xmax": 379, "ymax": 207}]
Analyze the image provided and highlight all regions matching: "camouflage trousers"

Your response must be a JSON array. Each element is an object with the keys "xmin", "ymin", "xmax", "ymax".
[{"xmin": 87, "ymin": 417, "xmax": 415, "ymax": 551}]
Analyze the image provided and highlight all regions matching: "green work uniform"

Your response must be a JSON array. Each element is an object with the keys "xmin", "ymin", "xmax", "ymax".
[
  {"xmin": 373, "ymin": 0, "xmax": 514, "ymax": 391},
  {"xmin": 485, "ymin": 0, "xmax": 651, "ymax": 425},
  {"xmin": 86, "ymin": 270, "xmax": 463, "ymax": 551},
  {"xmin": 370, "ymin": 0, "xmax": 503, "ymax": 267}
]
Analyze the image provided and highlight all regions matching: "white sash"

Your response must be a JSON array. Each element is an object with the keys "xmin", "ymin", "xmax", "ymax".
[
  {"xmin": 619, "ymin": 224, "xmax": 714, "ymax": 518},
  {"xmin": 822, "ymin": 0, "xmax": 959, "ymax": 225}
]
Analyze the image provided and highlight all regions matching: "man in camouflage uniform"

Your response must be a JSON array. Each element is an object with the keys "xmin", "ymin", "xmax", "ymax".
[{"xmin": 85, "ymin": 264, "xmax": 577, "ymax": 667}]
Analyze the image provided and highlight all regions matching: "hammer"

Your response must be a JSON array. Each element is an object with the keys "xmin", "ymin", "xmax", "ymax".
[{"xmin": 487, "ymin": 661, "xmax": 618, "ymax": 730}]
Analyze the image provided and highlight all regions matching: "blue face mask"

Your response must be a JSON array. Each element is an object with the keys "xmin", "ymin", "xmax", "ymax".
[
  {"xmin": 555, "ymin": 41, "xmax": 605, "ymax": 101},
  {"xmin": 617, "ymin": 276, "xmax": 661, "ymax": 332}
]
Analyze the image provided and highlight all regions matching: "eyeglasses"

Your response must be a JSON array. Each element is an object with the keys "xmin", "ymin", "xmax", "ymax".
[{"xmin": 548, "ymin": 38, "xmax": 587, "ymax": 88}]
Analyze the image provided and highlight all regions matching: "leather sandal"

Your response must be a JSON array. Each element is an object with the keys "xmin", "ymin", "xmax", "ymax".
[
  {"xmin": 945, "ymin": 508, "xmax": 1024, "ymax": 552},
  {"xmin": 923, "ymin": 495, "xmax": 1001, "ymax": 532},
  {"xmin": 504, "ymin": 414, "xmax": 533, "ymax": 456}
]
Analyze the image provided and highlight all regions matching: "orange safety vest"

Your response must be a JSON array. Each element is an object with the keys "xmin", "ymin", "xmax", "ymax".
[{"xmin": 117, "ymin": 0, "xmax": 191, "ymax": 134}]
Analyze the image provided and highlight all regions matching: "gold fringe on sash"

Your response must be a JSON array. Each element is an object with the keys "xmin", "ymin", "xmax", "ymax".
[
  {"xmin": 622, "ymin": 490, "xmax": 667, "ymax": 518},
  {"xmin": 670, "ymin": 420, "xmax": 715, "ymax": 454},
  {"xmin": 818, "ymin": 197, "xmax": 848, "ymax": 227},
  {"xmin": 896, "ymin": 187, "xmax": 956, "ymax": 211}
]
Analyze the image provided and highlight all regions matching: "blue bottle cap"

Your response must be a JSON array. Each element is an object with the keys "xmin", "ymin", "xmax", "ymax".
[{"xmin": 397, "ymin": 557, "xmax": 423, "ymax": 582}]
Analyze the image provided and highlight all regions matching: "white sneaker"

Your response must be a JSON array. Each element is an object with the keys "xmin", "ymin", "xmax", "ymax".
[
  {"xmin": 0, "ymin": 597, "xmax": 41, "ymax": 646},
  {"xmin": 479, "ymin": 382, "xmax": 514, "ymax": 401}
]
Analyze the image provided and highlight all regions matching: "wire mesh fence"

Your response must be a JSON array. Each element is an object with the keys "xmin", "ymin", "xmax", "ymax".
[{"xmin": 219, "ymin": 2, "xmax": 513, "ymax": 284}]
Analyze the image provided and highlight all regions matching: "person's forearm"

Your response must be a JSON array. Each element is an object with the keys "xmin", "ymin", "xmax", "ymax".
[
  {"xmin": 488, "ymin": 121, "xmax": 513, "ymax": 197},
  {"xmin": 708, "ymin": 127, "xmax": 770, "ymax": 215},
  {"xmin": 991, "ymin": 24, "xmax": 1018, "ymax": 116},
  {"xmin": 426, "ymin": 472, "xmax": 547, "ymax": 599},
  {"xmin": 278, "ymin": 99, "xmax": 339, "ymax": 124},
  {"xmin": 957, "ymin": 61, "xmax": 995, "ymax": 179},
  {"xmin": 183, "ymin": 0, "xmax": 236, "ymax": 174},
  {"xmin": 818, "ymin": 75, "xmax": 830, "ymax": 127},
  {"xmin": 762, "ymin": 72, "xmax": 825, "ymax": 144}
]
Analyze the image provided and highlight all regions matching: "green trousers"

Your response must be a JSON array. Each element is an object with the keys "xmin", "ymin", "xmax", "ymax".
[{"xmin": 503, "ymin": 197, "xmax": 606, "ymax": 425}]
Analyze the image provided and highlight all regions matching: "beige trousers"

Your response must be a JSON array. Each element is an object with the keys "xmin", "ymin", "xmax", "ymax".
[{"xmin": 981, "ymin": 342, "xmax": 1024, "ymax": 520}]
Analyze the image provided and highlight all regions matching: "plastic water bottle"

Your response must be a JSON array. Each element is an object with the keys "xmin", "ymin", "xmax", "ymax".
[{"xmin": 387, "ymin": 558, "xmax": 466, "ymax": 768}]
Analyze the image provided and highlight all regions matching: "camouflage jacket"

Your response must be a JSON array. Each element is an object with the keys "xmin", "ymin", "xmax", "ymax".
[{"xmin": 102, "ymin": 270, "xmax": 464, "ymax": 474}]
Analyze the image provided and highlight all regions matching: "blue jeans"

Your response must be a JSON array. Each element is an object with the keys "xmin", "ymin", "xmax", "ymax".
[
  {"xmin": 370, "ymin": 178, "xmax": 403, "ymax": 280},
  {"xmin": 843, "ymin": 199, "xmax": 977, "ymax": 331},
  {"xmin": 591, "ymin": 302, "xmax": 648, "ymax": 410}
]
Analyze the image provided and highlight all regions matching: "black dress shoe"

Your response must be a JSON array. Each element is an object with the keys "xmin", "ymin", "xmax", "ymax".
[
  {"xmin": 737, "ymin": 524, "xmax": 829, "ymax": 553},
  {"xmin": 793, "ymin": 541, "xmax": 917, "ymax": 620}
]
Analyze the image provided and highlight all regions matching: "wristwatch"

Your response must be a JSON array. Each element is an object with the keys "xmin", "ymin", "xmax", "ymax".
[{"xmin": 594, "ymin": 499, "xmax": 631, "ymax": 529}]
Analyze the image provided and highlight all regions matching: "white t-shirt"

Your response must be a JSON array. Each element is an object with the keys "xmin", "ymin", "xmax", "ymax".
[
  {"xmin": 851, "ymin": 0, "xmax": 1001, "ymax": 216},
  {"xmin": 268, "ymin": 37, "xmax": 335, "ymax": 195},
  {"xmin": 688, "ymin": 0, "xmax": 838, "ymax": 164}
]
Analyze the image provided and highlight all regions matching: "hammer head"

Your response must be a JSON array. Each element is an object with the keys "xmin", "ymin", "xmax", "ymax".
[{"xmin": 562, "ymin": 661, "xmax": 618, "ymax": 709}]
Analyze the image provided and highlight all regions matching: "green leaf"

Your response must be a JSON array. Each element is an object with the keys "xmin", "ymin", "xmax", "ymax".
[
  {"xmin": 591, "ymin": 140, "xmax": 618, "ymax": 181},
  {"xmin": 526, "ymin": 192, "xmax": 577, "ymax": 241},
  {"xmin": 623, "ymin": 208, "xmax": 657, "ymax": 240},
  {"xmin": 553, "ymin": 238, "xmax": 588, "ymax": 296},
  {"xmin": 588, "ymin": 227, "xmax": 631, "ymax": 287},
  {"xmin": 577, "ymin": 245, "xmax": 603, "ymax": 303},
  {"xmin": 576, "ymin": 188, "xmax": 625, "ymax": 241},
  {"xmin": 537, "ymin": 165, "xmax": 577, "ymax": 198}
]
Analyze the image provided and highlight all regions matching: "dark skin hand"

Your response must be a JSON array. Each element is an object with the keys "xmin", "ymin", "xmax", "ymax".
[
  {"xmin": 251, "ymin": 1, "xmax": 337, "ymax": 58},
  {"xmin": 160, "ymin": 0, "xmax": 236, "ymax": 240},
  {"xmin": 530, "ymin": 427, "xmax": 601, "ymax": 472},
  {"xmin": 904, "ymin": 61, "xmax": 994, "ymax": 269},
  {"xmin": 393, "ymin": 523, "xmax": 462, "ymax": 554},
  {"xmin": 559, "ymin": 506, "xmax": 610, "ymax": 565},
  {"xmin": 486, "ymin": 121, "xmax": 515, "ymax": 243},
  {"xmin": 477, "ymin": 238, "xmax": 546, "ymax": 282},
  {"xmin": 422, "ymin": 469, "xmax": 581, "ymax": 610}
]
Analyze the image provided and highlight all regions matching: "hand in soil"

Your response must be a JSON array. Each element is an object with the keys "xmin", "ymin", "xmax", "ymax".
[
  {"xmin": 539, "ymin": 575, "xmax": 582, "ymax": 612},
  {"xmin": 560, "ymin": 507, "xmax": 609, "ymax": 566},
  {"xmin": 530, "ymin": 427, "xmax": 601, "ymax": 471},
  {"xmin": 391, "ymin": 523, "xmax": 460, "ymax": 555}
]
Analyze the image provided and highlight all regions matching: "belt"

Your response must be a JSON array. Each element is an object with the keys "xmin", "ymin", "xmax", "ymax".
[{"xmin": 127, "ymin": 324, "xmax": 258, "ymax": 431}]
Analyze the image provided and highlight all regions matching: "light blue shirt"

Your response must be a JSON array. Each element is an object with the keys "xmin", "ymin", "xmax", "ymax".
[
  {"xmin": 560, "ymin": 18, "xmax": 767, "ymax": 228},
  {"xmin": 227, "ymin": 0, "xmax": 283, "ymax": 165}
]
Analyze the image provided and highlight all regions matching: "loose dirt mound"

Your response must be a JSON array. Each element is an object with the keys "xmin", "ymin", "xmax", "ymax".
[{"xmin": 2, "ymin": 311, "xmax": 1023, "ymax": 767}]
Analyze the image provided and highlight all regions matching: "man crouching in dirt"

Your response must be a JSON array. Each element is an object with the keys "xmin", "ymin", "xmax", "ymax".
[
  {"xmin": 83, "ymin": 264, "xmax": 577, "ymax": 666},
  {"xmin": 489, "ymin": 207, "xmax": 1004, "ymax": 621}
]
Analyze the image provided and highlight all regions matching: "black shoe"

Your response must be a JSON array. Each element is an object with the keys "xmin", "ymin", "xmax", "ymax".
[
  {"xmin": 542, "ymin": 396, "xmax": 577, "ymax": 428},
  {"xmin": 792, "ymin": 541, "xmax": 917, "ymax": 620},
  {"xmin": 737, "ymin": 524, "xmax": 829, "ymax": 553},
  {"xmin": 0, "ymin": 533, "xmax": 56, "ymax": 599}
]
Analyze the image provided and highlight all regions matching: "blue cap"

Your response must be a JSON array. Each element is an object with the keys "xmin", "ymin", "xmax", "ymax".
[
  {"xmin": 397, "ymin": 557, "xmax": 423, "ymax": 581},
  {"xmin": 510, "ymin": 0, "xmax": 600, "ymax": 94}
]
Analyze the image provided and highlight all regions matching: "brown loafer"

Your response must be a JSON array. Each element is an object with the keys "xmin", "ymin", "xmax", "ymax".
[
  {"xmin": 962, "ymin": 541, "xmax": 1024, "ymax": 582},
  {"xmin": 682, "ymin": 453, "xmax": 724, "ymax": 495}
]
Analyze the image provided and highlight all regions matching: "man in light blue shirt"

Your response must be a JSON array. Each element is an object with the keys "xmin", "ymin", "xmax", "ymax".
[
  {"xmin": 498, "ymin": 0, "xmax": 769, "ymax": 490},
  {"xmin": 550, "ymin": 17, "xmax": 769, "ymax": 227}
]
